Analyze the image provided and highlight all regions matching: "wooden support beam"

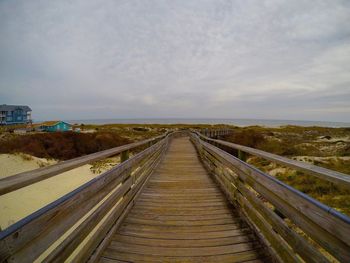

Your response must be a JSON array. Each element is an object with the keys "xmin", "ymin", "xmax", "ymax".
[
  {"xmin": 120, "ymin": 150, "xmax": 129, "ymax": 162},
  {"xmin": 238, "ymin": 150, "xmax": 247, "ymax": 162}
]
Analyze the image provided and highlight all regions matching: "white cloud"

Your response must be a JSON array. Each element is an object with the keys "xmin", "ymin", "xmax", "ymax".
[{"xmin": 0, "ymin": 0, "xmax": 349, "ymax": 122}]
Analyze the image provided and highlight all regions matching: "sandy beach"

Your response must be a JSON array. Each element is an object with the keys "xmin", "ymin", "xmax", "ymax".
[{"xmin": 0, "ymin": 153, "xmax": 119, "ymax": 230}]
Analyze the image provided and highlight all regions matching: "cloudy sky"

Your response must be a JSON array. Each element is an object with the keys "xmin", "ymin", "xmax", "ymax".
[{"xmin": 0, "ymin": 0, "xmax": 349, "ymax": 122}]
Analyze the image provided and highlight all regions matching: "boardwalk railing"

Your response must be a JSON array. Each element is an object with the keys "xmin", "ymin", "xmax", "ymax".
[
  {"xmin": 0, "ymin": 133, "xmax": 171, "ymax": 263},
  {"xmin": 196, "ymin": 132, "xmax": 350, "ymax": 189},
  {"xmin": 191, "ymin": 132, "xmax": 350, "ymax": 262},
  {"xmin": 199, "ymin": 128, "xmax": 231, "ymax": 138},
  {"xmin": 0, "ymin": 134, "xmax": 167, "ymax": 195}
]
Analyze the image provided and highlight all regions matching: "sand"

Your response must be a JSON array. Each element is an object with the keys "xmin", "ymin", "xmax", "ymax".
[
  {"xmin": 0, "ymin": 154, "xmax": 119, "ymax": 230},
  {"xmin": 0, "ymin": 153, "xmax": 57, "ymax": 179}
]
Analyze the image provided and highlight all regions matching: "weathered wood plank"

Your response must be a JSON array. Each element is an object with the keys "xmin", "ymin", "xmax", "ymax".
[
  {"xmin": 237, "ymin": 181, "xmax": 329, "ymax": 263},
  {"xmin": 100, "ymin": 249, "xmax": 266, "ymax": 263},
  {"xmin": 111, "ymin": 234, "xmax": 256, "ymax": 247},
  {"xmin": 116, "ymin": 229, "xmax": 252, "ymax": 240},
  {"xmin": 108, "ymin": 241, "xmax": 261, "ymax": 257},
  {"xmin": 43, "ymin": 177, "xmax": 133, "ymax": 262},
  {"xmin": 236, "ymin": 192, "xmax": 302, "ymax": 263},
  {"xmin": 117, "ymin": 223, "xmax": 243, "ymax": 233}
]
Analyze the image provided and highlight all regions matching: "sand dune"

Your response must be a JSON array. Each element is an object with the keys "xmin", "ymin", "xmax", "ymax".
[{"xmin": 0, "ymin": 154, "xmax": 118, "ymax": 230}]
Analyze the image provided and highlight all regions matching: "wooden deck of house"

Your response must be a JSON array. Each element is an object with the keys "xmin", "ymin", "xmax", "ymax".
[{"xmin": 100, "ymin": 137, "xmax": 268, "ymax": 262}]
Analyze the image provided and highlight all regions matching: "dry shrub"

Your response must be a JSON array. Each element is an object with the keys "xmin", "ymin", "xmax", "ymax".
[
  {"xmin": 222, "ymin": 129, "xmax": 266, "ymax": 148},
  {"xmin": 0, "ymin": 132, "xmax": 131, "ymax": 160}
]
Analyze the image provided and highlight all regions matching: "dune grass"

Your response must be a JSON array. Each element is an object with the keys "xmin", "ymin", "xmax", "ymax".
[{"xmin": 220, "ymin": 125, "xmax": 350, "ymax": 215}]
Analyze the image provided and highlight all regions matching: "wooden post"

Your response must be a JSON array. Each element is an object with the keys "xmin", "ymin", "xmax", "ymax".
[
  {"xmin": 121, "ymin": 150, "xmax": 129, "ymax": 162},
  {"xmin": 238, "ymin": 150, "xmax": 247, "ymax": 162}
]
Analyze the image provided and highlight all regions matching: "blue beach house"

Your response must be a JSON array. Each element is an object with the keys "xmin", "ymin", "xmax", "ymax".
[
  {"xmin": 0, "ymin": 104, "xmax": 32, "ymax": 125},
  {"xmin": 38, "ymin": 121, "xmax": 72, "ymax": 132}
]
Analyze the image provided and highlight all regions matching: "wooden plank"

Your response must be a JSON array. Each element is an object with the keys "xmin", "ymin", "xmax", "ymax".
[
  {"xmin": 239, "ymin": 169, "xmax": 350, "ymax": 262},
  {"xmin": 134, "ymin": 200, "xmax": 227, "ymax": 208},
  {"xmin": 126, "ymin": 213, "xmax": 235, "ymax": 221},
  {"xmin": 116, "ymin": 228, "xmax": 252, "ymax": 240},
  {"xmin": 99, "ymin": 257, "xmax": 127, "ymax": 263},
  {"xmin": 107, "ymin": 241, "xmax": 261, "ymax": 257},
  {"xmin": 101, "ymin": 249, "xmax": 265, "ymax": 263},
  {"xmin": 124, "ymin": 217, "xmax": 236, "ymax": 226},
  {"xmin": 137, "ymin": 196, "xmax": 225, "ymax": 203},
  {"xmin": 0, "ymin": 134, "xmax": 166, "ymax": 195},
  {"xmin": 112, "ymin": 234, "xmax": 257, "ymax": 247},
  {"xmin": 139, "ymin": 193, "xmax": 223, "ymax": 199},
  {"xmin": 117, "ymin": 223, "xmax": 243, "ymax": 233},
  {"xmin": 236, "ymin": 192, "xmax": 303, "ymax": 263},
  {"xmin": 43, "ymin": 177, "xmax": 133, "ymax": 262},
  {"xmin": 129, "ymin": 209, "xmax": 232, "ymax": 216},
  {"xmin": 237, "ymin": 181, "xmax": 329, "ymax": 263}
]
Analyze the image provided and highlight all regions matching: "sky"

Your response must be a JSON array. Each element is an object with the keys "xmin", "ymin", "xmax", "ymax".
[{"xmin": 0, "ymin": 0, "xmax": 349, "ymax": 122}]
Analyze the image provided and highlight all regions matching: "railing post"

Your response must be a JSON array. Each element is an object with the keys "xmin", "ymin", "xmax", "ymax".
[
  {"xmin": 121, "ymin": 150, "xmax": 129, "ymax": 162},
  {"xmin": 238, "ymin": 150, "xmax": 247, "ymax": 162}
]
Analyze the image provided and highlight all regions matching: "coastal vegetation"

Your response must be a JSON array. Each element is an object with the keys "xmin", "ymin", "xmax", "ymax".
[
  {"xmin": 1, "ymin": 123, "xmax": 349, "ymax": 215},
  {"xmin": 0, "ymin": 131, "xmax": 131, "ymax": 160},
  {"xmin": 220, "ymin": 125, "xmax": 350, "ymax": 215},
  {"xmin": 0, "ymin": 123, "xmax": 230, "ymax": 160}
]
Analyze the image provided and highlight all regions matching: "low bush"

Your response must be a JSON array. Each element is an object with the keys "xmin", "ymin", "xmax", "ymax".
[
  {"xmin": 222, "ymin": 129, "xmax": 266, "ymax": 148},
  {"xmin": 0, "ymin": 132, "xmax": 131, "ymax": 160}
]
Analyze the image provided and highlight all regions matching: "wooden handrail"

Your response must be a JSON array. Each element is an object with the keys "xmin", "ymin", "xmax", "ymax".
[
  {"xmin": 0, "ymin": 133, "xmax": 168, "ymax": 195},
  {"xmin": 0, "ymin": 133, "xmax": 171, "ymax": 263},
  {"xmin": 196, "ymin": 132, "xmax": 350, "ymax": 190},
  {"xmin": 191, "ymin": 132, "xmax": 350, "ymax": 262}
]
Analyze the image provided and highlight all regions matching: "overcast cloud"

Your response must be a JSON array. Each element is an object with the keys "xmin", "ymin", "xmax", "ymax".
[{"xmin": 0, "ymin": 0, "xmax": 349, "ymax": 122}]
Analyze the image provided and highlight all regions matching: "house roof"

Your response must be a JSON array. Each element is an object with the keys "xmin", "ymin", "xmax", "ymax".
[
  {"xmin": 0, "ymin": 104, "xmax": 32, "ymax": 112},
  {"xmin": 35, "ymin": 121, "xmax": 71, "ymax": 127}
]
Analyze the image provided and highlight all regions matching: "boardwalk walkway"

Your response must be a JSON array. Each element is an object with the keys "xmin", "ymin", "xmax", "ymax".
[{"xmin": 100, "ymin": 136, "xmax": 268, "ymax": 262}]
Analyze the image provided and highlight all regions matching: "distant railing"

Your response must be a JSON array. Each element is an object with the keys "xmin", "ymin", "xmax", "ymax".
[
  {"xmin": 198, "ymin": 128, "xmax": 232, "ymax": 138},
  {"xmin": 191, "ymin": 132, "xmax": 350, "ymax": 262},
  {"xmin": 0, "ymin": 133, "xmax": 172, "ymax": 263},
  {"xmin": 0, "ymin": 133, "xmax": 168, "ymax": 195}
]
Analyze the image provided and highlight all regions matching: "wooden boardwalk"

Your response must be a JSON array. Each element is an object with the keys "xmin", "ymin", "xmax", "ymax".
[
  {"xmin": 100, "ymin": 137, "xmax": 268, "ymax": 262},
  {"xmin": 2, "ymin": 130, "xmax": 349, "ymax": 262}
]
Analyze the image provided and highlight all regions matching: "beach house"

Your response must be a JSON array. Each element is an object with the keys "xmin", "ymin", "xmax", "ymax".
[
  {"xmin": 38, "ymin": 121, "xmax": 72, "ymax": 132},
  {"xmin": 0, "ymin": 104, "xmax": 32, "ymax": 125}
]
